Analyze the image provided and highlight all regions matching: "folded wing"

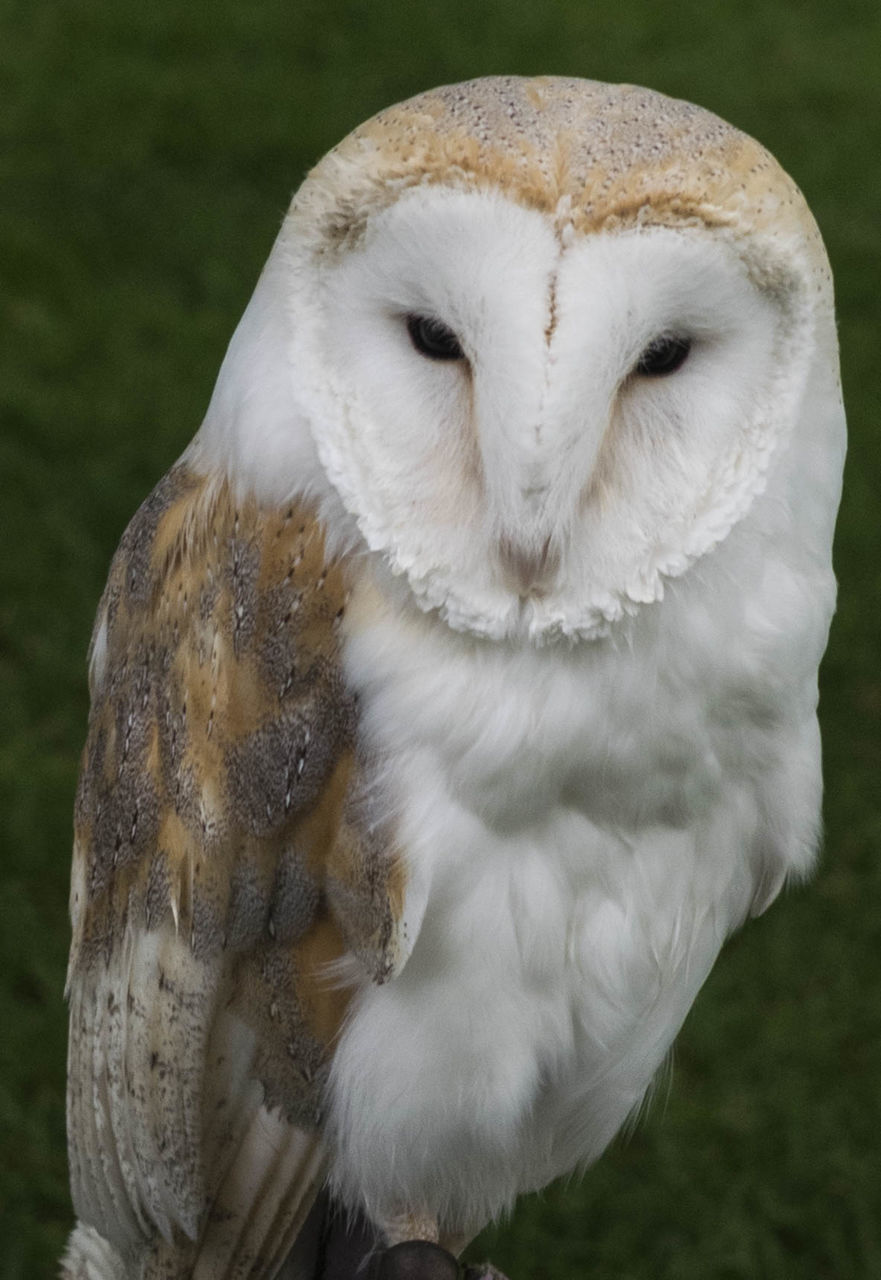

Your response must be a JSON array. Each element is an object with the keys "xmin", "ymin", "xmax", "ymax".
[{"xmin": 64, "ymin": 466, "xmax": 405, "ymax": 1278}]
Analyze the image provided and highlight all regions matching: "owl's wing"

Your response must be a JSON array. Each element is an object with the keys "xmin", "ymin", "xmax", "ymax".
[{"xmin": 65, "ymin": 466, "xmax": 406, "ymax": 1278}]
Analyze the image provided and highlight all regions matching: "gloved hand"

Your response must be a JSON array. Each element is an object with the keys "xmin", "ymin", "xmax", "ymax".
[{"xmin": 371, "ymin": 1241, "xmax": 510, "ymax": 1280}]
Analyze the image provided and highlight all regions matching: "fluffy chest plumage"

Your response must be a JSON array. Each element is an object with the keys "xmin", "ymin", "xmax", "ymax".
[{"xmin": 325, "ymin": 577, "xmax": 775, "ymax": 1235}]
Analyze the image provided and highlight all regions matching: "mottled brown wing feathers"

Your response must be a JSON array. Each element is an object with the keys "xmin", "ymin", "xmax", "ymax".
[{"xmin": 65, "ymin": 465, "xmax": 403, "ymax": 1275}]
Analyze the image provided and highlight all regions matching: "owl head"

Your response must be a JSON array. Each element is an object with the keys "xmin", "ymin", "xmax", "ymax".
[{"xmin": 194, "ymin": 76, "xmax": 844, "ymax": 643}]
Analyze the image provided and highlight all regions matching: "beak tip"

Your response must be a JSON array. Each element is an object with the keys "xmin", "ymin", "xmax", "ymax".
[{"xmin": 497, "ymin": 534, "xmax": 561, "ymax": 597}]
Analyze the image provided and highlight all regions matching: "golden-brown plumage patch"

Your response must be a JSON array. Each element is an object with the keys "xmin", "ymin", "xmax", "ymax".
[
  {"xmin": 65, "ymin": 465, "xmax": 404, "ymax": 1268},
  {"xmin": 71, "ymin": 462, "xmax": 404, "ymax": 974}
]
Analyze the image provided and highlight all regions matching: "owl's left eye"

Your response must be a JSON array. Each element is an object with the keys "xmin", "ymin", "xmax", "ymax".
[
  {"xmin": 406, "ymin": 314, "xmax": 465, "ymax": 362},
  {"xmin": 634, "ymin": 334, "xmax": 692, "ymax": 377}
]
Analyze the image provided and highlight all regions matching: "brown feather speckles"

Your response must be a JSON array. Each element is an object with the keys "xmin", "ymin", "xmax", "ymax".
[{"xmin": 69, "ymin": 463, "xmax": 402, "ymax": 1099}]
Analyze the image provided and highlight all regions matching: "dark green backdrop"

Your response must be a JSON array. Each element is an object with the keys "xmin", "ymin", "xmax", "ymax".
[{"xmin": 2, "ymin": 2, "xmax": 879, "ymax": 1276}]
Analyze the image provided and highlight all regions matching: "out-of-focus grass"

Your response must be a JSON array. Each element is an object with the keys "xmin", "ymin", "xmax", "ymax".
[{"xmin": 1, "ymin": 2, "xmax": 879, "ymax": 1276}]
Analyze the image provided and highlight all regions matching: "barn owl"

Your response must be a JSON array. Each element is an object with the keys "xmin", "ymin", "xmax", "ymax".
[{"xmin": 63, "ymin": 76, "xmax": 845, "ymax": 1280}]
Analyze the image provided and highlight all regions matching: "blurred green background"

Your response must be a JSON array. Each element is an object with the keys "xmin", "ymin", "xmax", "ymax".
[{"xmin": 1, "ymin": 1, "xmax": 879, "ymax": 1276}]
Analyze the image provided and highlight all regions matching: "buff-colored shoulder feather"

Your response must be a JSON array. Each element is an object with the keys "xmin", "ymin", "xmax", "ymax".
[{"xmin": 65, "ymin": 466, "xmax": 405, "ymax": 1276}]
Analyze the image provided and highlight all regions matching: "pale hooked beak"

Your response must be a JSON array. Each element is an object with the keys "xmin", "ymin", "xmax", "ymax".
[{"xmin": 497, "ymin": 534, "xmax": 560, "ymax": 597}]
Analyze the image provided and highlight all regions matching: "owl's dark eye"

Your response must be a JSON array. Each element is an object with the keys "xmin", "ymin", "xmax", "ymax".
[
  {"xmin": 406, "ymin": 314, "xmax": 465, "ymax": 362},
  {"xmin": 635, "ymin": 334, "xmax": 692, "ymax": 377}
]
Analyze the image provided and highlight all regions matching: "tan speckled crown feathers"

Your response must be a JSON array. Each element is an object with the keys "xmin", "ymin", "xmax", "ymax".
[{"xmin": 291, "ymin": 76, "xmax": 825, "ymax": 279}]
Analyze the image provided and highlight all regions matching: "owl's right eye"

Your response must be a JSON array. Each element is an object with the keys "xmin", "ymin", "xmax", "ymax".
[
  {"xmin": 406, "ymin": 314, "xmax": 465, "ymax": 362},
  {"xmin": 634, "ymin": 334, "xmax": 692, "ymax": 377}
]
